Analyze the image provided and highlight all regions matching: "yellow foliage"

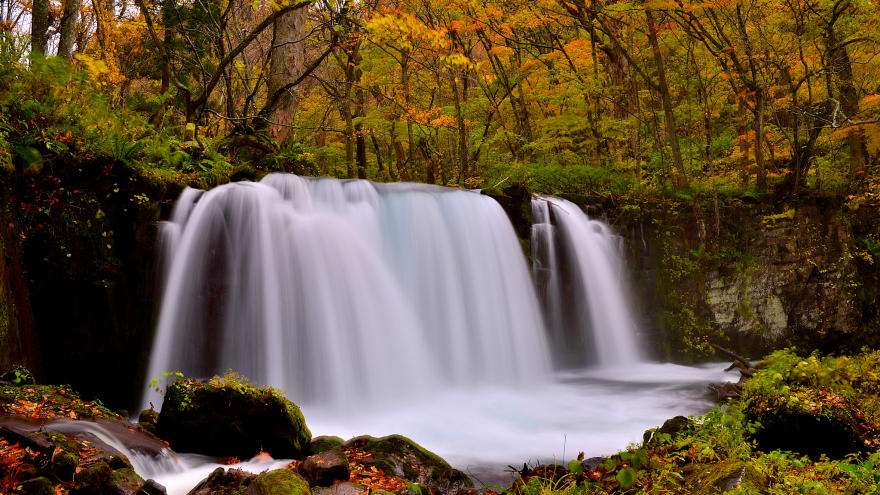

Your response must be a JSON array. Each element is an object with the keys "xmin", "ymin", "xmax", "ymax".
[{"xmin": 74, "ymin": 54, "xmax": 110, "ymax": 79}]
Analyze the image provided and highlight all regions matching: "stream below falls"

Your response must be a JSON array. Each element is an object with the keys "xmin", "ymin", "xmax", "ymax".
[{"xmin": 140, "ymin": 362, "xmax": 734, "ymax": 493}]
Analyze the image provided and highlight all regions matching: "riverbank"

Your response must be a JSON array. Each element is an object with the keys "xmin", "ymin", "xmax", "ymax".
[{"xmin": 4, "ymin": 348, "xmax": 880, "ymax": 494}]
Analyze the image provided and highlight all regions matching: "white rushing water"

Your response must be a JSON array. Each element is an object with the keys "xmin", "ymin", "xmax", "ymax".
[
  {"xmin": 531, "ymin": 196, "xmax": 642, "ymax": 367},
  {"xmin": 143, "ymin": 175, "xmax": 551, "ymax": 410},
  {"xmin": 137, "ymin": 175, "xmax": 730, "ymax": 492}
]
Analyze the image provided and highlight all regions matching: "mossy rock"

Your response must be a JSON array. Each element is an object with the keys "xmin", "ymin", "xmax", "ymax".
[
  {"xmin": 156, "ymin": 379, "xmax": 311, "ymax": 459},
  {"xmin": 189, "ymin": 467, "xmax": 255, "ymax": 495},
  {"xmin": 644, "ymin": 415, "xmax": 694, "ymax": 445},
  {"xmin": 689, "ymin": 459, "xmax": 768, "ymax": 495},
  {"xmin": 2, "ymin": 365, "xmax": 35, "ymax": 386},
  {"xmin": 310, "ymin": 436, "xmax": 345, "ymax": 455},
  {"xmin": 73, "ymin": 460, "xmax": 112, "ymax": 494},
  {"xmin": 17, "ymin": 476, "xmax": 54, "ymax": 495},
  {"xmin": 246, "ymin": 469, "xmax": 310, "ymax": 495},
  {"xmin": 298, "ymin": 450, "xmax": 350, "ymax": 487},
  {"xmin": 189, "ymin": 468, "xmax": 309, "ymax": 495},
  {"xmin": 311, "ymin": 481, "xmax": 368, "ymax": 495},
  {"xmin": 52, "ymin": 450, "xmax": 79, "ymax": 481},
  {"xmin": 139, "ymin": 408, "xmax": 159, "ymax": 435},
  {"xmin": 108, "ymin": 467, "xmax": 145, "ymax": 494},
  {"xmin": 343, "ymin": 435, "xmax": 472, "ymax": 494},
  {"xmin": 745, "ymin": 391, "xmax": 871, "ymax": 459}
]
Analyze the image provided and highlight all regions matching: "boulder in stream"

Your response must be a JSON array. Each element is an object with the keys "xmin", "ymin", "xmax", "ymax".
[
  {"xmin": 156, "ymin": 378, "xmax": 311, "ymax": 459},
  {"xmin": 187, "ymin": 467, "xmax": 310, "ymax": 495},
  {"xmin": 298, "ymin": 449, "xmax": 350, "ymax": 487},
  {"xmin": 342, "ymin": 435, "xmax": 473, "ymax": 494}
]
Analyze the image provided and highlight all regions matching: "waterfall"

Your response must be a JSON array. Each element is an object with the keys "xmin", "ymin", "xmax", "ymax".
[
  {"xmin": 136, "ymin": 176, "xmax": 733, "ymax": 486},
  {"xmin": 142, "ymin": 175, "xmax": 552, "ymax": 410},
  {"xmin": 530, "ymin": 196, "xmax": 642, "ymax": 367}
]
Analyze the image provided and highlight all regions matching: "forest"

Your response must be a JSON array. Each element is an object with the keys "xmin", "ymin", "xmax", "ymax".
[
  {"xmin": 2, "ymin": 0, "xmax": 880, "ymax": 494},
  {"xmin": 1, "ymin": 0, "xmax": 878, "ymax": 196}
]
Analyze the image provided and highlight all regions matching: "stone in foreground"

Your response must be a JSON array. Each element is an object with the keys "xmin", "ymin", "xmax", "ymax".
[{"xmin": 157, "ymin": 378, "xmax": 311, "ymax": 458}]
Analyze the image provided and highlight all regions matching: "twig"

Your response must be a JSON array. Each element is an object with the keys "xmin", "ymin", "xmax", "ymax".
[{"xmin": 491, "ymin": 176, "xmax": 510, "ymax": 189}]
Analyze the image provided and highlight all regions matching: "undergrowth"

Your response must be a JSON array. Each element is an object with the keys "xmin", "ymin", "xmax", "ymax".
[{"xmin": 513, "ymin": 349, "xmax": 880, "ymax": 494}]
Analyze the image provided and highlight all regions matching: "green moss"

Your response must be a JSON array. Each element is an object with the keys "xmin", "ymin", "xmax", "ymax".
[
  {"xmin": 52, "ymin": 450, "xmax": 78, "ymax": 481},
  {"xmin": 108, "ymin": 467, "xmax": 144, "ymax": 492},
  {"xmin": 157, "ymin": 377, "xmax": 311, "ymax": 458},
  {"xmin": 248, "ymin": 469, "xmax": 310, "ymax": 495},
  {"xmin": 345, "ymin": 435, "xmax": 472, "ymax": 493},
  {"xmin": 16, "ymin": 476, "xmax": 54, "ymax": 495},
  {"xmin": 310, "ymin": 436, "xmax": 345, "ymax": 454},
  {"xmin": 75, "ymin": 460, "xmax": 111, "ymax": 488},
  {"xmin": 690, "ymin": 459, "xmax": 767, "ymax": 495}
]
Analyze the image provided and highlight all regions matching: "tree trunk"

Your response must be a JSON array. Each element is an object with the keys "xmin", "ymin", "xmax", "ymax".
[
  {"xmin": 738, "ymin": 101, "xmax": 751, "ymax": 187},
  {"xmin": 342, "ymin": 102, "xmax": 354, "ymax": 178},
  {"xmin": 371, "ymin": 131, "xmax": 386, "ymax": 177},
  {"xmin": 646, "ymin": 8, "xmax": 686, "ymax": 186},
  {"xmin": 754, "ymin": 91, "xmax": 767, "ymax": 191},
  {"xmin": 31, "ymin": 0, "xmax": 50, "ymax": 55},
  {"xmin": 826, "ymin": 17, "xmax": 866, "ymax": 191},
  {"xmin": 451, "ymin": 72, "xmax": 469, "ymax": 181},
  {"xmin": 57, "ymin": 0, "xmax": 82, "ymax": 60},
  {"xmin": 267, "ymin": 8, "xmax": 306, "ymax": 145},
  {"xmin": 355, "ymin": 87, "xmax": 367, "ymax": 179}
]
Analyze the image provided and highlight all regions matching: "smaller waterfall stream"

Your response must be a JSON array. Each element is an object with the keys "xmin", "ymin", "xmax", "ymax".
[{"xmin": 531, "ymin": 196, "xmax": 642, "ymax": 367}]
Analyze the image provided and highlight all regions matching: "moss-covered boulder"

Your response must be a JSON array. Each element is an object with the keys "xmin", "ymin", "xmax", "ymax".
[
  {"xmin": 138, "ymin": 408, "xmax": 159, "ymax": 435},
  {"xmin": 187, "ymin": 468, "xmax": 309, "ymax": 495},
  {"xmin": 310, "ymin": 436, "xmax": 345, "ymax": 455},
  {"xmin": 246, "ymin": 469, "xmax": 311, "ymax": 495},
  {"xmin": 689, "ymin": 459, "xmax": 768, "ymax": 495},
  {"xmin": 51, "ymin": 450, "xmax": 79, "ymax": 481},
  {"xmin": 17, "ymin": 476, "xmax": 54, "ymax": 495},
  {"xmin": 343, "ymin": 435, "xmax": 472, "ymax": 494},
  {"xmin": 188, "ymin": 468, "xmax": 255, "ymax": 495},
  {"xmin": 644, "ymin": 415, "xmax": 694, "ymax": 445},
  {"xmin": 2, "ymin": 365, "xmax": 35, "ymax": 386},
  {"xmin": 72, "ymin": 460, "xmax": 146, "ymax": 494},
  {"xmin": 745, "ymin": 389, "xmax": 876, "ymax": 459},
  {"xmin": 156, "ymin": 378, "xmax": 311, "ymax": 459}
]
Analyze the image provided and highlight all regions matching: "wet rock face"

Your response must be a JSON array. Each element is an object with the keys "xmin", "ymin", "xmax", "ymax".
[
  {"xmin": 156, "ymin": 379, "xmax": 311, "ymax": 459},
  {"xmin": 619, "ymin": 201, "xmax": 880, "ymax": 359},
  {"xmin": 703, "ymin": 206, "xmax": 862, "ymax": 353}
]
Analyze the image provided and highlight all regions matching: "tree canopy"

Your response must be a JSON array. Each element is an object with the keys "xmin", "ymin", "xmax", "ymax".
[{"xmin": 1, "ymin": 0, "xmax": 879, "ymax": 197}]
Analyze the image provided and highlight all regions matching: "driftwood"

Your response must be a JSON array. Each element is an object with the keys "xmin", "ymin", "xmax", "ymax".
[{"xmin": 711, "ymin": 344, "xmax": 752, "ymax": 368}]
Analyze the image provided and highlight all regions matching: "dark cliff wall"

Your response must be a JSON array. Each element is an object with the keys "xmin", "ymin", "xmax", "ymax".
[
  {"xmin": 609, "ymin": 197, "xmax": 880, "ymax": 360},
  {"xmin": 0, "ymin": 198, "xmax": 36, "ymax": 372},
  {"xmin": 1, "ymin": 161, "xmax": 182, "ymax": 410}
]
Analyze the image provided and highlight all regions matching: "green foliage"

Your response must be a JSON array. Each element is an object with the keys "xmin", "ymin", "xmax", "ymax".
[
  {"xmin": 512, "ymin": 349, "xmax": 880, "ymax": 494},
  {"xmin": 149, "ymin": 370, "xmax": 185, "ymax": 393},
  {"xmin": 1, "ymin": 365, "xmax": 35, "ymax": 386}
]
